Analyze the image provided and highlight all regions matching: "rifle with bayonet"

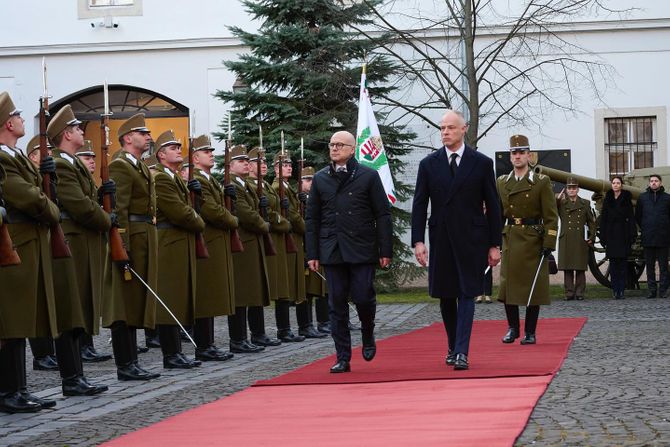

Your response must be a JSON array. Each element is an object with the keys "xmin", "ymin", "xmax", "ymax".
[
  {"xmin": 256, "ymin": 147, "xmax": 277, "ymax": 256},
  {"xmin": 188, "ymin": 131, "xmax": 209, "ymax": 259},
  {"xmin": 278, "ymin": 131, "xmax": 297, "ymax": 253},
  {"xmin": 223, "ymin": 138, "xmax": 244, "ymax": 253}
]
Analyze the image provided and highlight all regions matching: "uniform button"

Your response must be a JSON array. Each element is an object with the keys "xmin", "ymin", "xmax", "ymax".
[
  {"xmin": 348, "ymin": 192, "xmax": 352, "ymax": 196},
  {"xmin": 348, "ymin": 211, "xmax": 351, "ymax": 215},
  {"xmin": 510, "ymin": 205, "xmax": 514, "ymax": 208},
  {"xmin": 336, "ymin": 212, "xmax": 339, "ymax": 216}
]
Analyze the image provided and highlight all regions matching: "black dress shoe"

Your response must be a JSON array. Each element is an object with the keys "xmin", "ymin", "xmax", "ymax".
[
  {"xmin": 520, "ymin": 334, "xmax": 536, "ymax": 345},
  {"xmin": 329, "ymin": 361, "xmax": 351, "ymax": 373},
  {"xmin": 647, "ymin": 290, "xmax": 657, "ymax": 299},
  {"xmin": 299, "ymin": 326, "xmax": 328, "ymax": 339},
  {"xmin": 79, "ymin": 376, "xmax": 109, "ymax": 394},
  {"xmin": 81, "ymin": 345, "xmax": 113, "ymax": 363},
  {"xmin": 445, "ymin": 350, "xmax": 456, "ymax": 366},
  {"xmin": 251, "ymin": 334, "xmax": 282, "ymax": 347},
  {"xmin": 361, "ymin": 333, "xmax": 376, "ymax": 362},
  {"xmin": 317, "ymin": 322, "xmax": 331, "ymax": 334},
  {"xmin": 230, "ymin": 340, "xmax": 265, "ymax": 353},
  {"xmin": 117, "ymin": 363, "xmax": 160, "ymax": 381},
  {"xmin": 196, "ymin": 346, "xmax": 234, "ymax": 361},
  {"xmin": 163, "ymin": 353, "xmax": 194, "ymax": 369},
  {"xmin": 145, "ymin": 336, "xmax": 161, "ymax": 349},
  {"xmin": 453, "ymin": 353, "xmax": 469, "ymax": 370},
  {"xmin": 178, "ymin": 352, "xmax": 201, "ymax": 367},
  {"xmin": 0, "ymin": 392, "xmax": 42, "ymax": 413},
  {"xmin": 137, "ymin": 345, "xmax": 149, "ymax": 354},
  {"xmin": 660, "ymin": 290, "xmax": 669, "ymax": 299},
  {"xmin": 33, "ymin": 355, "xmax": 59, "ymax": 371},
  {"xmin": 576, "ymin": 296, "xmax": 584, "ymax": 301},
  {"xmin": 502, "ymin": 327, "xmax": 519, "ymax": 344},
  {"xmin": 278, "ymin": 330, "xmax": 306, "ymax": 343},
  {"xmin": 20, "ymin": 390, "xmax": 56, "ymax": 409},
  {"xmin": 62, "ymin": 376, "xmax": 107, "ymax": 396}
]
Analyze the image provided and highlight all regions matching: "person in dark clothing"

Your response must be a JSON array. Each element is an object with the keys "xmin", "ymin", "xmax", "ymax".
[
  {"xmin": 600, "ymin": 177, "xmax": 637, "ymax": 299},
  {"xmin": 635, "ymin": 174, "xmax": 670, "ymax": 298}
]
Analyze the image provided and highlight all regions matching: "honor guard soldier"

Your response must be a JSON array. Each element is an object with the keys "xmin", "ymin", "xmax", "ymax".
[
  {"xmin": 191, "ymin": 135, "xmax": 237, "ymax": 361},
  {"xmin": 556, "ymin": 178, "xmax": 595, "ymax": 301},
  {"xmin": 273, "ymin": 154, "xmax": 324, "ymax": 339},
  {"xmin": 227, "ymin": 146, "xmax": 271, "ymax": 353},
  {"xmin": 247, "ymin": 148, "xmax": 293, "ymax": 345},
  {"xmin": 153, "ymin": 130, "xmax": 205, "ymax": 369},
  {"xmin": 47, "ymin": 105, "xmax": 111, "ymax": 395},
  {"xmin": 497, "ymin": 135, "xmax": 558, "ymax": 345},
  {"xmin": 75, "ymin": 141, "xmax": 97, "ymax": 174},
  {"xmin": 300, "ymin": 166, "xmax": 331, "ymax": 334},
  {"xmin": 0, "ymin": 92, "xmax": 60, "ymax": 412},
  {"xmin": 102, "ymin": 113, "xmax": 160, "ymax": 381}
]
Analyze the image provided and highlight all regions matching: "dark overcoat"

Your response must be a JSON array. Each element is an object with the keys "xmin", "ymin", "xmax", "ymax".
[
  {"xmin": 600, "ymin": 189, "xmax": 636, "ymax": 259},
  {"xmin": 305, "ymin": 157, "xmax": 392, "ymax": 265},
  {"xmin": 411, "ymin": 146, "xmax": 502, "ymax": 299},
  {"xmin": 0, "ymin": 145, "xmax": 60, "ymax": 338},
  {"xmin": 635, "ymin": 186, "xmax": 670, "ymax": 247}
]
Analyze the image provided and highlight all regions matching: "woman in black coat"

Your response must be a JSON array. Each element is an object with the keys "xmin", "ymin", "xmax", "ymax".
[{"xmin": 599, "ymin": 176, "xmax": 637, "ymax": 299}]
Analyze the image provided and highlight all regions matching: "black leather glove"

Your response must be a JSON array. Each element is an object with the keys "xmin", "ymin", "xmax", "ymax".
[
  {"xmin": 187, "ymin": 179, "xmax": 202, "ymax": 195},
  {"xmin": 541, "ymin": 247, "xmax": 554, "ymax": 257},
  {"xmin": 110, "ymin": 212, "xmax": 120, "ymax": 228},
  {"xmin": 259, "ymin": 196, "xmax": 269, "ymax": 209},
  {"xmin": 298, "ymin": 192, "xmax": 307, "ymax": 203},
  {"xmin": 224, "ymin": 184, "xmax": 237, "ymax": 201},
  {"xmin": 39, "ymin": 156, "xmax": 56, "ymax": 176},
  {"xmin": 280, "ymin": 197, "xmax": 289, "ymax": 210},
  {"xmin": 98, "ymin": 180, "xmax": 117, "ymax": 207}
]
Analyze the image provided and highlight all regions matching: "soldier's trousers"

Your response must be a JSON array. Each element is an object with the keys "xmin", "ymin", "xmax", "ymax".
[
  {"xmin": 29, "ymin": 337, "xmax": 55, "ymax": 358},
  {"xmin": 54, "ymin": 330, "xmax": 84, "ymax": 380},
  {"xmin": 158, "ymin": 325, "xmax": 182, "ymax": 357},
  {"xmin": 324, "ymin": 263, "xmax": 376, "ymax": 363},
  {"xmin": 110, "ymin": 322, "xmax": 141, "ymax": 368},
  {"xmin": 563, "ymin": 270, "xmax": 586, "ymax": 299},
  {"xmin": 505, "ymin": 304, "xmax": 540, "ymax": 335},
  {"xmin": 297, "ymin": 296, "xmax": 330, "ymax": 329},
  {"xmin": 0, "ymin": 339, "xmax": 26, "ymax": 394},
  {"xmin": 248, "ymin": 306, "xmax": 267, "ymax": 337},
  {"xmin": 644, "ymin": 246, "xmax": 669, "ymax": 294},
  {"xmin": 227, "ymin": 307, "xmax": 248, "ymax": 342},
  {"xmin": 275, "ymin": 299, "xmax": 294, "ymax": 332},
  {"xmin": 194, "ymin": 317, "xmax": 215, "ymax": 350}
]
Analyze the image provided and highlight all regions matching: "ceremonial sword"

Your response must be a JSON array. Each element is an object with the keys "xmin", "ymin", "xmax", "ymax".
[
  {"xmin": 526, "ymin": 253, "xmax": 547, "ymax": 307},
  {"xmin": 128, "ymin": 266, "xmax": 197, "ymax": 348}
]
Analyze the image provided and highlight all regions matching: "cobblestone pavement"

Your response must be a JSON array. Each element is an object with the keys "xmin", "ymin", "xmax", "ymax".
[{"xmin": 1, "ymin": 294, "xmax": 669, "ymax": 446}]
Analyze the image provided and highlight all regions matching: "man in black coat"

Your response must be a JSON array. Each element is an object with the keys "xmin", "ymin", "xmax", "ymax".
[
  {"xmin": 635, "ymin": 174, "xmax": 670, "ymax": 298},
  {"xmin": 411, "ymin": 110, "xmax": 502, "ymax": 370},
  {"xmin": 305, "ymin": 131, "xmax": 393, "ymax": 373}
]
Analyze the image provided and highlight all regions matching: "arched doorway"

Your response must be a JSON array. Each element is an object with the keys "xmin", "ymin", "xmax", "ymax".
[{"xmin": 48, "ymin": 85, "xmax": 190, "ymax": 181}]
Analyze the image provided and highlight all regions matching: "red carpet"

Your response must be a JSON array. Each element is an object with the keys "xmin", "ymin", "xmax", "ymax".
[
  {"xmin": 255, "ymin": 317, "xmax": 586, "ymax": 386},
  {"xmin": 103, "ymin": 376, "xmax": 552, "ymax": 447}
]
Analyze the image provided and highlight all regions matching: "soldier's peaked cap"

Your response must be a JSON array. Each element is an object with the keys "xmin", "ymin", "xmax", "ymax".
[
  {"xmin": 301, "ymin": 166, "xmax": 315, "ymax": 178},
  {"xmin": 0, "ymin": 91, "xmax": 22, "ymax": 127},
  {"xmin": 76, "ymin": 140, "xmax": 95, "ymax": 157},
  {"xmin": 47, "ymin": 105, "xmax": 81, "ymax": 141},
  {"xmin": 566, "ymin": 177, "xmax": 579, "ymax": 186},
  {"xmin": 273, "ymin": 151, "xmax": 292, "ymax": 165},
  {"xmin": 509, "ymin": 134, "xmax": 530, "ymax": 151},
  {"xmin": 193, "ymin": 134, "xmax": 214, "ymax": 152},
  {"xmin": 230, "ymin": 144, "xmax": 249, "ymax": 160},
  {"xmin": 155, "ymin": 130, "xmax": 181, "ymax": 149},
  {"xmin": 117, "ymin": 113, "xmax": 149, "ymax": 139},
  {"xmin": 247, "ymin": 147, "xmax": 265, "ymax": 162},
  {"xmin": 26, "ymin": 134, "xmax": 52, "ymax": 155}
]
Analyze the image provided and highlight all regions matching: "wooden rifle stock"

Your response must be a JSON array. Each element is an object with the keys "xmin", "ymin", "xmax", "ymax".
[
  {"xmin": 188, "ymin": 138, "xmax": 209, "ymax": 259},
  {"xmin": 100, "ymin": 114, "xmax": 129, "ymax": 264},
  {"xmin": 39, "ymin": 96, "xmax": 71, "ymax": 259},
  {"xmin": 278, "ymin": 154, "xmax": 297, "ymax": 253},
  {"xmin": 224, "ymin": 140, "xmax": 244, "ymax": 253},
  {"xmin": 0, "ymin": 220, "xmax": 21, "ymax": 266},
  {"xmin": 256, "ymin": 150, "xmax": 277, "ymax": 256}
]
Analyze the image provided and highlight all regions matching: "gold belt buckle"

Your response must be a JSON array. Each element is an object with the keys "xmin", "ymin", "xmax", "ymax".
[{"xmin": 514, "ymin": 217, "xmax": 522, "ymax": 225}]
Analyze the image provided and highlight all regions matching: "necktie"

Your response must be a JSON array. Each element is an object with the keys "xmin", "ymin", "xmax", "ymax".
[{"xmin": 450, "ymin": 153, "xmax": 458, "ymax": 177}]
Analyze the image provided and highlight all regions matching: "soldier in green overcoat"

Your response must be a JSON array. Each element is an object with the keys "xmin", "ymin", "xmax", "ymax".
[
  {"xmin": 227, "ymin": 145, "xmax": 271, "ymax": 353},
  {"xmin": 102, "ymin": 113, "xmax": 160, "ymax": 381},
  {"xmin": 497, "ymin": 135, "xmax": 558, "ymax": 345},
  {"xmin": 0, "ymin": 92, "xmax": 60, "ymax": 413},
  {"xmin": 191, "ymin": 134, "xmax": 237, "ymax": 361},
  {"xmin": 47, "ymin": 105, "xmax": 110, "ymax": 396},
  {"xmin": 556, "ymin": 178, "xmax": 596, "ymax": 301},
  {"xmin": 153, "ymin": 130, "xmax": 205, "ymax": 369}
]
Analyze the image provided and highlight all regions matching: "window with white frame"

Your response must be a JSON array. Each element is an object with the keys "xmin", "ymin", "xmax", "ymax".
[{"xmin": 605, "ymin": 116, "xmax": 656, "ymax": 178}]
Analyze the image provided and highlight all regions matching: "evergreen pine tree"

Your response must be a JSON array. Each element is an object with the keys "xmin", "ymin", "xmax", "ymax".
[{"xmin": 214, "ymin": 0, "xmax": 422, "ymax": 291}]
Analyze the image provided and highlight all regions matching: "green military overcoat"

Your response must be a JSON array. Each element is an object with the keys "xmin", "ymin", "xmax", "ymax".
[
  {"xmin": 557, "ymin": 196, "xmax": 595, "ymax": 271},
  {"xmin": 273, "ymin": 179, "xmax": 306, "ymax": 303},
  {"xmin": 254, "ymin": 178, "xmax": 290, "ymax": 300},
  {"xmin": 193, "ymin": 168, "xmax": 237, "ymax": 318},
  {"xmin": 231, "ymin": 174, "xmax": 270, "ymax": 307},
  {"xmin": 497, "ymin": 171, "xmax": 559, "ymax": 306},
  {"xmin": 52, "ymin": 149, "xmax": 111, "ymax": 334},
  {"xmin": 0, "ymin": 145, "xmax": 60, "ymax": 338},
  {"xmin": 102, "ymin": 150, "xmax": 158, "ymax": 329},
  {"xmin": 154, "ymin": 163, "xmax": 204, "ymax": 325}
]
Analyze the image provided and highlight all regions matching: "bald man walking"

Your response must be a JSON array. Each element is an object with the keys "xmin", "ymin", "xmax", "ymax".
[{"xmin": 305, "ymin": 131, "xmax": 392, "ymax": 373}]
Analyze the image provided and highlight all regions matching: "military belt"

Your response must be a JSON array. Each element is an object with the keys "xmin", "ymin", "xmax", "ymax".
[
  {"xmin": 4, "ymin": 209, "xmax": 37, "ymax": 224},
  {"xmin": 506, "ymin": 218, "xmax": 543, "ymax": 226},
  {"xmin": 156, "ymin": 222, "xmax": 175, "ymax": 230},
  {"xmin": 129, "ymin": 214, "xmax": 154, "ymax": 224}
]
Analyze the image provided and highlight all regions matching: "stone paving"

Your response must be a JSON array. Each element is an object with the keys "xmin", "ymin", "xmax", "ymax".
[{"xmin": 1, "ymin": 295, "xmax": 669, "ymax": 446}]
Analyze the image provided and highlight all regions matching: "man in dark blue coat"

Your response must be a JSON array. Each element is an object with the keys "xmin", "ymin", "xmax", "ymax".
[
  {"xmin": 635, "ymin": 174, "xmax": 670, "ymax": 298},
  {"xmin": 306, "ymin": 131, "xmax": 393, "ymax": 373},
  {"xmin": 411, "ymin": 110, "xmax": 502, "ymax": 370}
]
